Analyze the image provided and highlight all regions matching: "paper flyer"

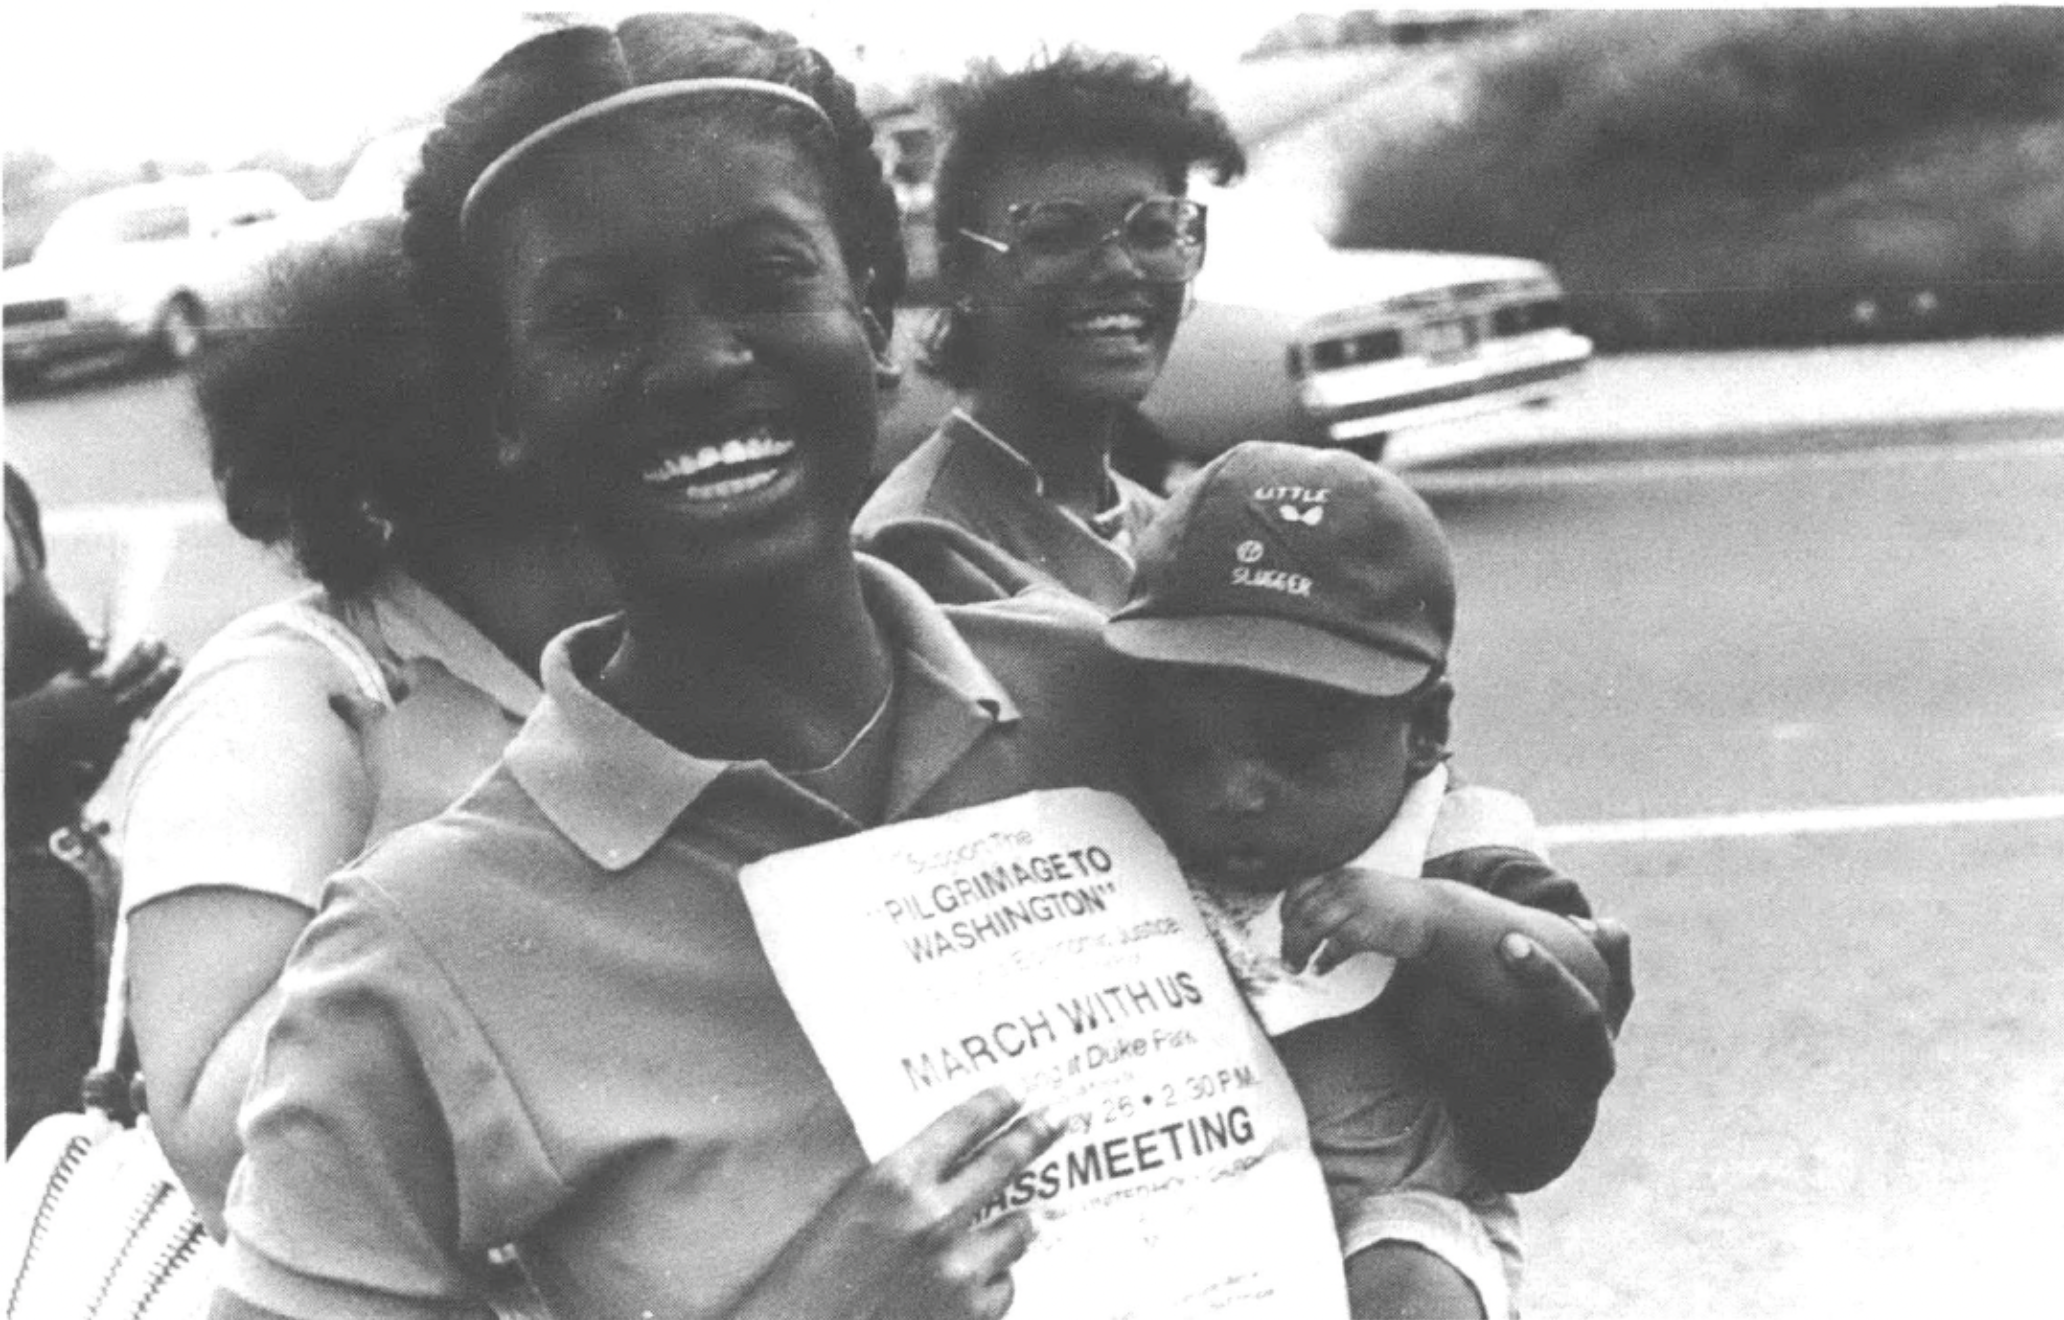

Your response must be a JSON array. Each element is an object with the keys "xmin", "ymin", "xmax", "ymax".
[{"xmin": 740, "ymin": 787, "xmax": 1350, "ymax": 1320}]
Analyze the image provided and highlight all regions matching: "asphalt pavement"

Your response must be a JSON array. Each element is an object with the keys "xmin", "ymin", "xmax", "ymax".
[
  {"xmin": 1413, "ymin": 392, "xmax": 2064, "ymax": 1317},
  {"xmin": 5, "ymin": 340, "xmax": 2063, "ymax": 1319}
]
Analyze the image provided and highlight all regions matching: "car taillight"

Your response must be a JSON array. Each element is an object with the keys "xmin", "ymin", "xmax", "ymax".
[
  {"xmin": 1358, "ymin": 329, "xmax": 1403, "ymax": 362},
  {"xmin": 1492, "ymin": 299, "xmax": 1568, "ymax": 336},
  {"xmin": 1305, "ymin": 328, "xmax": 1403, "ymax": 374}
]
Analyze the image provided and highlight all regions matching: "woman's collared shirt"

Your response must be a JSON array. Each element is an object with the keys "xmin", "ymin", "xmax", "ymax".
[
  {"xmin": 119, "ymin": 572, "xmax": 545, "ymax": 917},
  {"xmin": 216, "ymin": 561, "xmax": 1138, "ymax": 1320},
  {"xmin": 856, "ymin": 408, "xmax": 1163, "ymax": 612}
]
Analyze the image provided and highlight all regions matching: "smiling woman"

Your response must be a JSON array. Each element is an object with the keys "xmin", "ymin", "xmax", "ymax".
[
  {"xmin": 854, "ymin": 50, "xmax": 1247, "ymax": 610},
  {"xmin": 203, "ymin": 16, "xmax": 1141, "ymax": 1320},
  {"xmin": 476, "ymin": 111, "xmax": 881, "ymax": 618}
]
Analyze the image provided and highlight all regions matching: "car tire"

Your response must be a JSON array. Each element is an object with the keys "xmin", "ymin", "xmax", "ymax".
[{"xmin": 154, "ymin": 295, "xmax": 205, "ymax": 366}]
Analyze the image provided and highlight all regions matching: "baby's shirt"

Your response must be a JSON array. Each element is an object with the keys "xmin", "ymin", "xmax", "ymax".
[
  {"xmin": 1186, "ymin": 764, "xmax": 1549, "ymax": 1035},
  {"xmin": 1185, "ymin": 767, "xmax": 1554, "ymax": 1314}
]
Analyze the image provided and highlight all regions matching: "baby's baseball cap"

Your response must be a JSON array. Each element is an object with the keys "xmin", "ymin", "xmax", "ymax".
[{"xmin": 1105, "ymin": 441, "xmax": 1454, "ymax": 698}]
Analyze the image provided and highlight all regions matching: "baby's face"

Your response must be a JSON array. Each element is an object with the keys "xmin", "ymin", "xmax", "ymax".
[{"xmin": 1134, "ymin": 665, "xmax": 1419, "ymax": 892}]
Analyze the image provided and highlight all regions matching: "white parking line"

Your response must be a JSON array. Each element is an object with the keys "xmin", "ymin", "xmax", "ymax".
[
  {"xmin": 1544, "ymin": 793, "xmax": 2064, "ymax": 846},
  {"xmin": 46, "ymin": 499, "xmax": 221, "ymax": 537},
  {"xmin": 1404, "ymin": 432, "xmax": 2064, "ymax": 495}
]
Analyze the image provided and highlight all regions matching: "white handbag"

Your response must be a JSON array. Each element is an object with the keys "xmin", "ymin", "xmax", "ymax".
[
  {"xmin": 0, "ymin": 598, "xmax": 389, "ymax": 1320},
  {"xmin": 2, "ymin": 598, "xmax": 562, "ymax": 1319},
  {"xmin": 0, "ymin": 923, "xmax": 214, "ymax": 1320}
]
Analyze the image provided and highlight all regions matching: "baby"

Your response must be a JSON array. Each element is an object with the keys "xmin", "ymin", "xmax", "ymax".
[{"xmin": 1104, "ymin": 442, "xmax": 1612, "ymax": 1320}]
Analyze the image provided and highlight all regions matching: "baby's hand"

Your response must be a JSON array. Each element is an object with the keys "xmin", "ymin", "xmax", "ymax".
[{"xmin": 1280, "ymin": 864, "xmax": 1437, "ymax": 972}]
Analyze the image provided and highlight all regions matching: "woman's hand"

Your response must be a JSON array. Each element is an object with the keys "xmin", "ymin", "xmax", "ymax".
[
  {"xmin": 740, "ymin": 1086, "xmax": 1065, "ymax": 1320},
  {"xmin": 1395, "ymin": 917, "xmax": 1632, "ymax": 1191}
]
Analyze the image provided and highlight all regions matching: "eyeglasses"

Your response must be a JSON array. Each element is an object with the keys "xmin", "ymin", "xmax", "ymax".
[{"xmin": 958, "ymin": 196, "xmax": 1207, "ymax": 283}]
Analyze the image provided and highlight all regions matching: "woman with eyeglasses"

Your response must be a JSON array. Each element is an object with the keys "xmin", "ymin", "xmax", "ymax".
[
  {"xmin": 854, "ymin": 50, "xmax": 1243, "ymax": 611},
  {"xmin": 856, "ymin": 51, "xmax": 1633, "ymax": 1320}
]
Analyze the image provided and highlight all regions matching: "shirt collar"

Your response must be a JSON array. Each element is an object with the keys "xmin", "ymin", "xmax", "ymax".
[
  {"xmin": 505, "ymin": 557, "xmax": 1019, "ymax": 872},
  {"xmin": 360, "ymin": 571, "xmax": 544, "ymax": 719},
  {"xmin": 948, "ymin": 408, "xmax": 1130, "ymax": 532},
  {"xmin": 861, "ymin": 553, "xmax": 1019, "ymax": 726}
]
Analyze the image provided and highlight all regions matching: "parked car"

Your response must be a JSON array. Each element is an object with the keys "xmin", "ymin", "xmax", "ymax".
[
  {"xmin": 877, "ymin": 180, "xmax": 1592, "ymax": 474},
  {"xmin": 321, "ymin": 124, "xmax": 432, "ymax": 228},
  {"xmin": 3, "ymin": 170, "xmax": 311, "ymax": 388}
]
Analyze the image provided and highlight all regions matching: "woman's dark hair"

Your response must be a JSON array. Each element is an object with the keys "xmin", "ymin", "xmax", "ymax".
[
  {"xmin": 196, "ymin": 217, "xmax": 447, "ymax": 595},
  {"xmin": 922, "ymin": 48, "xmax": 1248, "ymax": 388},
  {"xmin": 402, "ymin": 13, "xmax": 906, "ymax": 452}
]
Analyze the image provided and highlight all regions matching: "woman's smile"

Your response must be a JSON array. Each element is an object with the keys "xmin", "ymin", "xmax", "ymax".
[
  {"xmin": 965, "ymin": 150, "xmax": 1190, "ymax": 409},
  {"xmin": 1058, "ymin": 301, "xmax": 1162, "ymax": 357},
  {"xmin": 481, "ymin": 114, "xmax": 880, "ymax": 594},
  {"xmin": 638, "ymin": 428, "xmax": 798, "ymax": 501}
]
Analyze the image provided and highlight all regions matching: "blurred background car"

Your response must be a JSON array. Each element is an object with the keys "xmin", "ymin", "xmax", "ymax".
[
  {"xmin": 875, "ymin": 177, "xmax": 1593, "ymax": 475},
  {"xmin": 1149, "ymin": 182, "xmax": 1591, "ymax": 465},
  {"xmin": 319, "ymin": 124, "xmax": 432, "ymax": 229},
  {"xmin": 2, "ymin": 170, "xmax": 310, "ymax": 390}
]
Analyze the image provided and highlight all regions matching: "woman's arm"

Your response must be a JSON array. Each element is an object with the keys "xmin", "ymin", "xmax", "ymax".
[
  {"xmin": 1387, "ymin": 922, "xmax": 1626, "ymax": 1192},
  {"xmin": 1408, "ymin": 846, "xmax": 1631, "ymax": 1190},
  {"xmin": 121, "ymin": 626, "xmax": 380, "ymax": 1230},
  {"xmin": 1281, "ymin": 849, "xmax": 1631, "ymax": 1192},
  {"xmin": 128, "ymin": 890, "xmax": 314, "ymax": 1237}
]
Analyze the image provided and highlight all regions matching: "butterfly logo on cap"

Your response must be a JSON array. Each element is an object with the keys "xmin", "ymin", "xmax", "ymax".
[{"xmin": 1278, "ymin": 505, "xmax": 1324, "ymax": 526}]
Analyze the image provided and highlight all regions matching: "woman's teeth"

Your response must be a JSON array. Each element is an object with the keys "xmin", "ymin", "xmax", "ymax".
[
  {"xmin": 1066, "ymin": 311, "xmax": 1147, "ymax": 339},
  {"xmin": 641, "ymin": 432, "xmax": 795, "ymax": 499}
]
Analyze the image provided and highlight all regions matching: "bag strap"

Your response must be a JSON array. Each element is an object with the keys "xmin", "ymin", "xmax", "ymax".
[{"xmin": 84, "ymin": 920, "xmax": 136, "ymax": 1119}]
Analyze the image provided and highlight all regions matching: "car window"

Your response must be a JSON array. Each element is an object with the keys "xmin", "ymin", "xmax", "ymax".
[
  {"xmin": 38, "ymin": 196, "xmax": 180, "ymax": 253},
  {"xmin": 111, "ymin": 204, "xmax": 190, "ymax": 243}
]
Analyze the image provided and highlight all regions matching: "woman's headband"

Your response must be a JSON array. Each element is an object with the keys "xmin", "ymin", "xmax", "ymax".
[{"xmin": 458, "ymin": 77, "xmax": 837, "ymax": 236}]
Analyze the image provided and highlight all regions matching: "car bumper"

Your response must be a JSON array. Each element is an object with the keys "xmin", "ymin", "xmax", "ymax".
[
  {"xmin": 1301, "ymin": 335, "xmax": 1593, "ymax": 443},
  {"xmin": 4, "ymin": 315, "xmax": 149, "ymax": 369}
]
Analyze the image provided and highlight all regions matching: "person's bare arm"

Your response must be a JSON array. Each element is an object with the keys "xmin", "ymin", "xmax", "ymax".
[
  {"xmin": 1281, "ymin": 861, "xmax": 1627, "ymax": 1191},
  {"xmin": 6, "ymin": 638, "xmax": 180, "ymax": 798},
  {"xmin": 128, "ymin": 890, "xmax": 315, "ymax": 1237},
  {"xmin": 121, "ymin": 634, "xmax": 380, "ymax": 1233},
  {"xmin": 1281, "ymin": 867, "xmax": 1611, "ymax": 1008}
]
